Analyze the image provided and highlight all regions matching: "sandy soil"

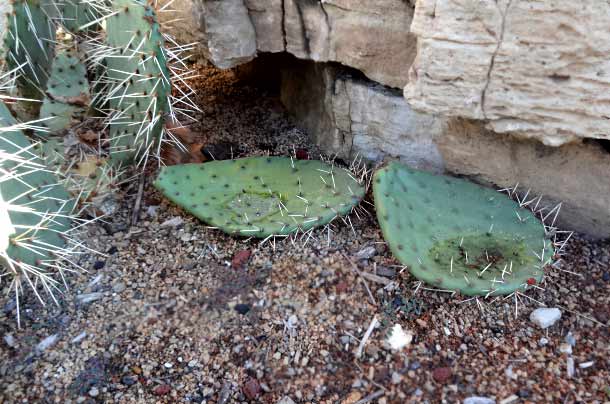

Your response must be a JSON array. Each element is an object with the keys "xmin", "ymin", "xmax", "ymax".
[{"xmin": 0, "ymin": 65, "xmax": 609, "ymax": 404}]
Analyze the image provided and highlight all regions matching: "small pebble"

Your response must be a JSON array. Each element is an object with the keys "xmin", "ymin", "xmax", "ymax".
[
  {"xmin": 3, "ymin": 334, "xmax": 16, "ymax": 348},
  {"xmin": 234, "ymin": 303, "xmax": 251, "ymax": 315},
  {"xmin": 121, "ymin": 375, "xmax": 137, "ymax": 386},
  {"xmin": 463, "ymin": 397, "xmax": 496, "ymax": 404},
  {"xmin": 113, "ymin": 282, "xmax": 126, "ymax": 293},
  {"xmin": 277, "ymin": 397, "xmax": 296, "ymax": 404},
  {"xmin": 432, "ymin": 367, "xmax": 452, "ymax": 384},
  {"xmin": 88, "ymin": 387, "xmax": 99, "ymax": 397},
  {"xmin": 530, "ymin": 308, "xmax": 562, "ymax": 329},
  {"xmin": 153, "ymin": 384, "xmax": 171, "ymax": 396},
  {"xmin": 93, "ymin": 260, "xmax": 105, "ymax": 270},
  {"xmin": 36, "ymin": 334, "xmax": 58, "ymax": 352},
  {"xmin": 538, "ymin": 337, "xmax": 549, "ymax": 346},
  {"xmin": 242, "ymin": 378, "xmax": 261, "ymax": 400}
]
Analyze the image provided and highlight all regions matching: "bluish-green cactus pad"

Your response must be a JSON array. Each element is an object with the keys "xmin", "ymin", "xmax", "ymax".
[
  {"xmin": 373, "ymin": 161, "xmax": 552, "ymax": 296},
  {"xmin": 154, "ymin": 157, "xmax": 365, "ymax": 238}
]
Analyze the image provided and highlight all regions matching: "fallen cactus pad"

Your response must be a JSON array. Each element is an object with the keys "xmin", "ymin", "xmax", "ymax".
[
  {"xmin": 373, "ymin": 161, "xmax": 552, "ymax": 296},
  {"xmin": 154, "ymin": 157, "xmax": 365, "ymax": 238}
]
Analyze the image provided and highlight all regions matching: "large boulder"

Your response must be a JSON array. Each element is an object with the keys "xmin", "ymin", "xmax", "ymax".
[{"xmin": 404, "ymin": 0, "xmax": 610, "ymax": 146}]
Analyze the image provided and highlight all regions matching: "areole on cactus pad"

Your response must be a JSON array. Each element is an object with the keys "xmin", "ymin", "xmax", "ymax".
[
  {"xmin": 154, "ymin": 157, "xmax": 366, "ymax": 238},
  {"xmin": 373, "ymin": 161, "xmax": 553, "ymax": 296}
]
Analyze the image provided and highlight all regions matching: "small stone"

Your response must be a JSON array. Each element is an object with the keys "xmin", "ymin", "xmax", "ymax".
[
  {"xmin": 579, "ymin": 360, "xmax": 594, "ymax": 369},
  {"xmin": 355, "ymin": 246, "xmax": 376, "ymax": 260},
  {"xmin": 376, "ymin": 266, "xmax": 396, "ymax": 278},
  {"xmin": 559, "ymin": 343, "xmax": 572, "ymax": 355},
  {"xmin": 391, "ymin": 372, "xmax": 402, "ymax": 384},
  {"xmin": 161, "ymin": 217, "xmax": 184, "ymax": 227},
  {"xmin": 164, "ymin": 362, "xmax": 173, "ymax": 368},
  {"xmin": 335, "ymin": 280, "xmax": 349, "ymax": 293},
  {"xmin": 277, "ymin": 396, "xmax": 296, "ymax": 404},
  {"xmin": 121, "ymin": 375, "xmax": 137, "ymax": 386},
  {"xmin": 93, "ymin": 260, "xmax": 105, "ymax": 270},
  {"xmin": 234, "ymin": 303, "xmax": 251, "ymax": 315},
  {"xmin": 602, "ymin": 271, "xmax": 609, "ymax": 282},
  {"xmin": 88, "ymin": 387, "xmax": 99, "ymax": 397},
  {"xmin": 538, "ymin": 337, "xmax": 549, "ymax": 346},
  {"xmin": 432, "ymin": 367, "xmax": 452, "ymax": 384},
  {"xmin": 76, "ymin": 292, "xmax": 103, "ymax": 305},
  {"xmin": 463, "ymin": 397, "xmax": 496, "ymax": 404},
  {"xmin": 3, "ymin": 334, "xmax": 16, "ymax": 348},
  {"xmin": 242, "ymin": 378, "xmax": 261, "ymax": 400},
  {"xmin": 112, "ymin": 282, "xmax": 126, "ymax": 293},
  {"xmin": 187, "ymin": 359, "xmax": 198, "ymax": 368},
  {"xmin": 36, "ymin": 334, "xmax": 58, "ymax": 352},
  {"xmin": 566, "ymin": 357, "xmax": 575, "ymax": 378},
  {"xmin": 71, "ymin": 332, "xmax": 87, "ymax": 344},
  {"xmin": 565, "ymin": 331, "xmax": 576, "ymax": 347},
  {"xmin": 153, "ymin": 384, "xmax": 171, "ymax": 396},
  {"xmin": 530, "ymin": 308, "xmax": 562, "ymax": 329},
  {"xmin": 231, "ymin": 250, "xmax": 251, "ymax": 269}
]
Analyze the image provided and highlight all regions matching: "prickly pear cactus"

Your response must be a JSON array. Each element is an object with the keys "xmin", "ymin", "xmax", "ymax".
[
  {"xmin": 373, "ymin": 161, "xmax": 552, "ymax": 296},
  {"xmin": 154, "ymin": 157, "xmax": 365, "ymax": 238},
  {"xmin": 38, "ymin": 51, "xmax": 90, "ymax": 135},
  {"xmin": 56, "ymin": 0, "xmax": 102, "ymax": 32},
  {"xmin": 103, "ymin": 0, "xmax": 170, "ymax": 165},
  {"xmin": 0, "ymin": 0, "xmax": 56, "ymax": 100},
  {"xmin": 1, "ymin": 101, "xmax": 76, "ymax": 318}
]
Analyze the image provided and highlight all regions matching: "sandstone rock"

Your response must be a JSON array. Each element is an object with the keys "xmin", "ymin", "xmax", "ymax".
[
  {"xmin": 281, "ymin": 61, "xmax": 446, "ymax": 172},
  {"xmin": 438, "ymin": 119, "xmax": 610, "ymax": 238},
  {"xmin": 405, "ymin": 0, "xmax": 610, "ymax": 145},
  {"xmin": 185, "ymin": 0, "xmax": 415, "ymax": 88},
  {"xmin": 198, "ymin": 0, "xmax": 257, "ymax": 68}
]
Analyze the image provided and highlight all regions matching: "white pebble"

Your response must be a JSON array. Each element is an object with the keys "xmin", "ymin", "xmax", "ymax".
[
  {"xmin": 530, "ymin": 308, "xmax": 562, "ymax": 329},
  {"xmin": 164, "ymin": 362, "xmax": 173, "ymax": 368},
  {"xmin": 36, "ymin": 334, "xmax": 58, "ymax": 352},
  {"xmin": 463, "ymin": 397, "xmax": 496, "ymax": 404},
  {"xmin": 386, "ymin": 324, "xmax": 413, "ymax": 351},
  {"xmin": 566, "ymin": 357, "xmax": 575, "ymax": 378},
  {"xmin": 579, "ymin": 361, "xmax": 594, "ymax": 369}
]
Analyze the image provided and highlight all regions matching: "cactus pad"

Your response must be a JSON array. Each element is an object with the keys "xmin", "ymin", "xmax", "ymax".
[
  {"xmin": 373, "ymin": 161, "xmax": 553, "ymax": 296},
  {"xmin": 1, "ymin": 0, "xmax": 56, "ymax": 100},
  {"xmin": 104, "ymin": 0, "xmax": 170, "ymax": 164},
  {"xmin": 154, "ymin": 157, "xmax": 365, "ymax": 238},
  {"xmin": 1, "ymin": 101, "xmax": 75, "ymax": 293},
  {"xmin": 38, "ymin": 51, "xmax": 90, "ymax": 135}
]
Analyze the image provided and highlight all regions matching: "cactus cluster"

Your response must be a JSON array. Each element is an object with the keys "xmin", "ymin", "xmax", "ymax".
[
  {"xmin": 1, "ymin": 100, "xmax": 81, "ymax": 325},
  {"xmin": 373, "ymin": 161, "xmax": 553, "ymax": 296},
  {"xmin": 154, "ymin": 157, "xmax": 366, "ymax": 238},
  {"xmin": 0, "ymin": 0, "xmax": 56, "ymax": 102}
]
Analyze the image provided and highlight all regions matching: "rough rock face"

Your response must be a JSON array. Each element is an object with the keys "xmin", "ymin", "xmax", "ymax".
[
  {"xmin": 191, "ymin": 0, "xmax": 416, "ymax": 88},
  {"xmin": 200, "ymin": 0, "xmax": 257, "ymax": 68},
  {"xmin": 281, "ymin": 61, "xmax": 446, "ymax": 172},
  {"xmin": 438, "ymin": 120, "xmax": 610, "ymax": 238},
  {"xmin": 404, "ymin": 0, "xmax": 610, "ymax": 146}
]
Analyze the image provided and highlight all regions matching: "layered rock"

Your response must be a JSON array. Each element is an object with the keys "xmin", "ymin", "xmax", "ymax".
[
  {"xmin": 187, "ymin": 0, "xmax": 416, "ymax": 88},
  {"xmin": 281, "ymin": 61, "xmax": 446, "ymax": 172},
  {"xmin": 404, "ymin": 0, "xmax": 610, "ymax": 146}
]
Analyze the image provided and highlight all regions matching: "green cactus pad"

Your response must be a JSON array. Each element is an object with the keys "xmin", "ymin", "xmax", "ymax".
[
  {"xmin": 104, "ymin": 0, "xmax": 170, "ymax": 164},
  {"xmin": 373, "ymin": 161, "xmax": 552, "ymax": 296},
  {"xmin": 38, "ymin": 51, "xmax": 90, "ymax": 135},
  {"xmin": 154, "ymin": 157, "xmax": 365, "ymax": 238},
  {"xmin": 56, "ymin": 0, "xmax": 102, "ymax": 32},
  {"xmin": 1, "ymin": 0, "xmax": 56, "ymax": 100},
  {"xmin": 0, "ymin": 101, "xmax": 75, "ymax": 277}
]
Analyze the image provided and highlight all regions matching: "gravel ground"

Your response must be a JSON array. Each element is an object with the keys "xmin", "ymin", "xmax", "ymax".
[{"xmin": 1, "ymin": 64, "xmax": 609, "ymax": 404}]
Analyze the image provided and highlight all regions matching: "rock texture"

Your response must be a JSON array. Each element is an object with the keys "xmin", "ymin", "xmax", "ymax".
[
  {"xmin": 438, "ymin": 119, "xmax": 610, "ymax": 238},
  {"xmin": 185, "ymin": 0, "xmax": 416, "ymax": 88},
  {"xmin": 281, "ymin": 61, "xmax": 446, "ymax": 173},
  {"xmin": 404, "ymin": 0, "xmax": 610, "ymax": 146},
  {"xmin": 198, "ymin": 0, "xmax": 257, "ymax": 68}
]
